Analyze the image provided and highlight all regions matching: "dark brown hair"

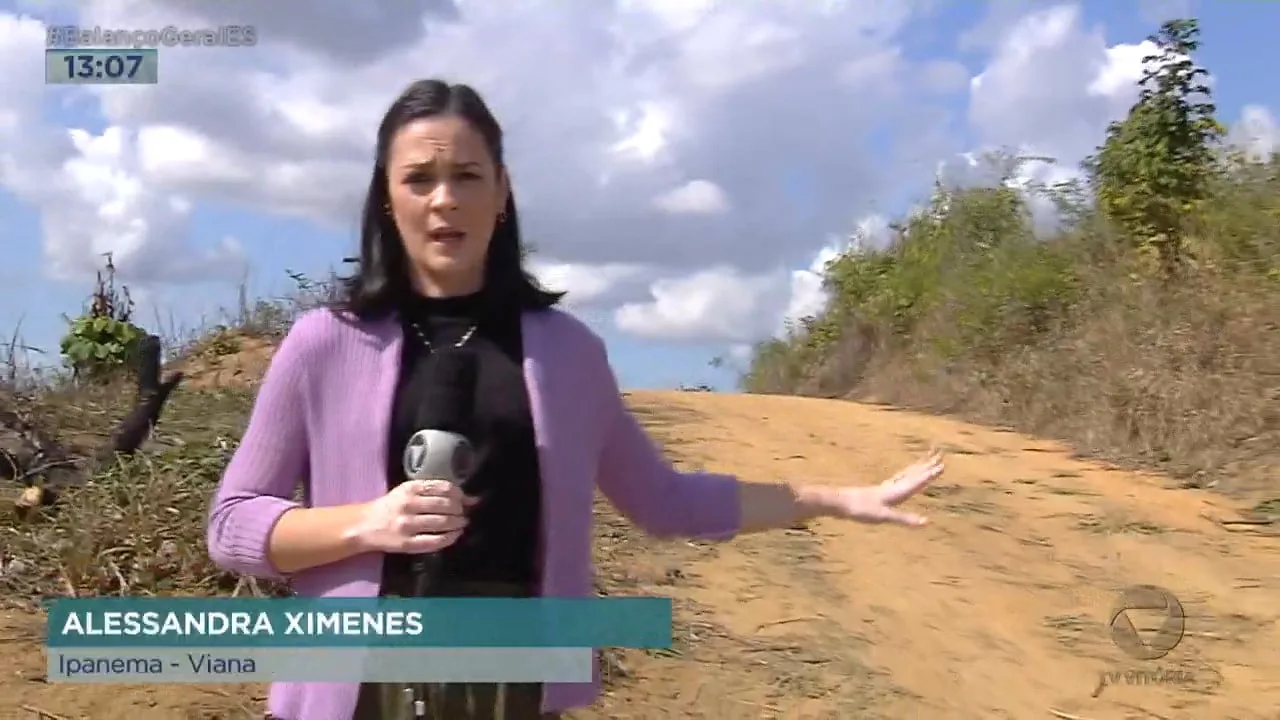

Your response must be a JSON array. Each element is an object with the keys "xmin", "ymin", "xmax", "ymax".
[{"xmin": 334, "ymin": 79, "xmax": 562, "ymax": 319}]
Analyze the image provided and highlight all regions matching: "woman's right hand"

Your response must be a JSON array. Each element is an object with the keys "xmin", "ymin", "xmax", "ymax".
[{"xmin": 350, "ymin": 479, "xmax": 477, "ymax": 554}]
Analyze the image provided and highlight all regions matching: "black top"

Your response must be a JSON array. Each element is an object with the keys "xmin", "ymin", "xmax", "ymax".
[{"xmin": 382, "ymin": 289, "xmax": 542, "ymax": 591}]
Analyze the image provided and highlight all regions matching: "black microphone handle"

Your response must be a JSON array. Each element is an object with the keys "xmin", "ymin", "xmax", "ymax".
[
  {"xmin": 402, "ymin": 350, "xmax": 477, "ymax": 717},
  {"xmin": 405, "ymin": 349, "xmax": 478, "ymax": 598},
  {"xmin": 411, "ymin": 555, "xmax": 437, "ymax": 597},
  {"xmin": 409, "ymin": 479, "xmax": 451, "ymax": 598},
  {"xmin": 420, "ymin": 350, "xmax": 479, "ymax": 433}
]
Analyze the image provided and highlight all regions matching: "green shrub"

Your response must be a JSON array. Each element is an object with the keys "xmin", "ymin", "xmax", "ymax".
[{"xmin": 58, "ymin": 253, "xmax": 146, "ymax": 381}]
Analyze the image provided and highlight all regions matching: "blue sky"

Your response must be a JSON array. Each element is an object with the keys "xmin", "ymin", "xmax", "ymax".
[{"xmin": 1, "ymin": 0, "xmax": 1276, "ymax": 390}]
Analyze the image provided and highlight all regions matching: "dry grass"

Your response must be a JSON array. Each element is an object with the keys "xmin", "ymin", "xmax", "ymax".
[
  {"xmin": 1, "ymin": 370, "xmax": 270, "ymax": 604},
  {"xmin": 0, "ymin": 271, "xmax": 332, "ymax": 604},
  {"xmin": 855, "ymin": 274, "xmax": 1280, "ymax": 497}
]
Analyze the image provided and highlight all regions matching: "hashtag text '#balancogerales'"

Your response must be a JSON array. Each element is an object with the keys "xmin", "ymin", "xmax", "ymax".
[{"xmin": 46, "ymin": 25, "xmax": 257, "ymax": 49}]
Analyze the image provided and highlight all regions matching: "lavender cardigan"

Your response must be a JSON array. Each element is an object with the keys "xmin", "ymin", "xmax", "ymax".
[{"xmin": 206, "ymin": 307, "xmax": 743, "ymax": 719}]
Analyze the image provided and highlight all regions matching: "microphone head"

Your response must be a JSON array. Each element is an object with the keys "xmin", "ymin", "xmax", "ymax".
[
  {"xmin": 403, "ymin": 347, "xmax": 480, "ymax": 484},
  {"xmin": 403, "ymin": 429, "xmax": 476, "ymax": 483}
]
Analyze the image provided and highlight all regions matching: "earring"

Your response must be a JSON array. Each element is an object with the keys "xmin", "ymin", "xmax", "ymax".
[{"xmin": 497, "ymin": 211, "xmax": 507, "ymax": 221}]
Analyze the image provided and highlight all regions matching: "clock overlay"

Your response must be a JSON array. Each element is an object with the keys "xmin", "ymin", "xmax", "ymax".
[{"xmin": 46, "ymin": 49, "xmax": 159, "ymax": 85}]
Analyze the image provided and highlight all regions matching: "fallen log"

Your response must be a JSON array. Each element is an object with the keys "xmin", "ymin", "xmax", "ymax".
[{"xmin": 5, "ymin": 334, "xmax": 183, "ymax": 513}]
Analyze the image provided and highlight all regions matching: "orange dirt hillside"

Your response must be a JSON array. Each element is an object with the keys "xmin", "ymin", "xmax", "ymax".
[
  {"xmin": 171, "ymin": 332, "xmax": 280, "ymax": 391},
  {"xmin": 5, "ymin": 389, "xmax": 1280, "ymax": 719}
]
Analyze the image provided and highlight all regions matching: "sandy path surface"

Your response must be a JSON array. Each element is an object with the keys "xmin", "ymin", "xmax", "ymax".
[{"xmin": 5, "ymin": 391, "xmax": 1279, "ymax": 719}]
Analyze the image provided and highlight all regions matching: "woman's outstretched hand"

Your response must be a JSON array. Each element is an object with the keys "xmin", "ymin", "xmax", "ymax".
[{"xmin": 825, "ymin": 451, "xmax": 943, "ymax": 526}]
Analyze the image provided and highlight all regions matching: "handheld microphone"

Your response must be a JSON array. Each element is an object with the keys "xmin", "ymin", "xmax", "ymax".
[{"xmin": 401, "ymin": 349, "xmax": 479, "ymax": 598}]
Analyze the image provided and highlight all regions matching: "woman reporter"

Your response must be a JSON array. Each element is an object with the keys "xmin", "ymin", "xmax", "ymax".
[{"xmin": 206, "ymin": 78, "xmax": 943, "ymax": 720}]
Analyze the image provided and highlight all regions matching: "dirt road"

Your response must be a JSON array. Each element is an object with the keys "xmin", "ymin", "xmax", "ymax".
[{"xmin": 5, "ymin": 391, "xmax": 1280, "ymax": 718}]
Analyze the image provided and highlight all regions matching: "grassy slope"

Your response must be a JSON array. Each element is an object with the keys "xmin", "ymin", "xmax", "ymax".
[{"xmin": 741, "ymin": 162, "xmax": 1280, "ymax": 509}]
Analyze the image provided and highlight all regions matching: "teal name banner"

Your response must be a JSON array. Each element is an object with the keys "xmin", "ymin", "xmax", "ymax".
[{"xmin": 47, "ymin": 597, "xmax": 672, "ymax": 648}]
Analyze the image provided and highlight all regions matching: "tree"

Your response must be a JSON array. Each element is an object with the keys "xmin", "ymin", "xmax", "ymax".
[{"xmin": 1086, "ymin": 18, "xmax": 1224, "ymax": 277}]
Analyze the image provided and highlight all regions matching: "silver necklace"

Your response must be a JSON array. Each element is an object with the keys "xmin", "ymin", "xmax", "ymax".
[{"xmin": 408, "ymin": 320, "xmax": 478, "ymax": 353}]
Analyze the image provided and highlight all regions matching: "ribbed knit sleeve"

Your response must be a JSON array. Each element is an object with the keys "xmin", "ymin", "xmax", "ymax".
[
  {"xmin": 206, "ymin": 311, "xmax": 324, "ymax": 578},
  {"xmin": 584, "ymin": 323, "xmax": 742, "ymax": 540}
]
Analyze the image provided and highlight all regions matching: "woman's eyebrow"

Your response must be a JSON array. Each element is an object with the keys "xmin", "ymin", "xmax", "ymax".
[{"xmin": 400, "ymin": 158, "xmax": 482, "ymax": 171}]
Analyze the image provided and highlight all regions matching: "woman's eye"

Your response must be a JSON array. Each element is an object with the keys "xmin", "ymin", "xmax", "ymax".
[{"xmin": 405, "ymin": 172, "xmax": 478, "ymax": 184}]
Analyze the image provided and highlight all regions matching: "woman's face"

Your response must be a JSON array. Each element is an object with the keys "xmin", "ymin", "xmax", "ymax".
[{"xmin": 385, "ymin": 115, "xmax": 508, "ymax": 296}]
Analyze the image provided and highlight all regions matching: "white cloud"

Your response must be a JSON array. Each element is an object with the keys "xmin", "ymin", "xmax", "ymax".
[
  {"xmin": 955, "ymin": 3, "xmax": 1271, "ymax": 238},
  {"xmin": 527, "ymin": 259, "xmax": 650, "ymax": 309},
  {"xmin": 51, "ymin": 126, "xmax": 245, "ymax": 282},
  {"xmin": 839, "ymin": 47, "xmax": 903, "ymax": 88},
  {"xmin": 1087, "ymin": 42, "xmax": 1153, "ymax": 99},
  {"xmin": 782, "ymin": 215, "xmax": 891, "ymax": 332},
  {"xmin": 3, "ymin": 0, "xmax": 1274, "ymax": 355},
  {"xmin": 615, "ymin": 267, "xmax": 790, "ymax": 343},
  {"xmin": 609, "ymin": 102, "xmax": 678, "ymax": 167},
  {"xmin": 615, "ymin": 214, "xmax": 893, "ymax": 344},
  {"xmin": 0, "ymin": 0, "xmax": 955, "ymax": 341},
  {"xmin": 784, "ymin": 247, "xmax": 843, "ymax": 330},
  {"xmin": 923, "ymin": 5, "xmax": 1153, "ymax": 236},
  {"xmin": 49, "ymin": 0, "xmax": 937, "ymax": 278},
  {"xmin": 652, "ymin": 180, "xmax": 729, "ymax": 215},
  {"xmin": 727, "ymin": 343, "xmax": 754, "ymax": 365},
  {"xmin": 916, "ymin": 59, "xmax": 970, "ymax": 94},
  {"xmin": 1231, "ymin": 105, "xmax": 1280, "ymax": 161},
  {"xmin": 136, "ymin": 125, "xmax": 256, "ymax": 186},
  {"xmin": 0, "ymin": 14, "xmax": 43, "ymax": 136},
  {"xmin": 968, "ymin": 5, "xmax": 1152, "ymax": 165},
  {"xmin": 0, "ymin": 11, "xmax": 246, "ymax": 286}
]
